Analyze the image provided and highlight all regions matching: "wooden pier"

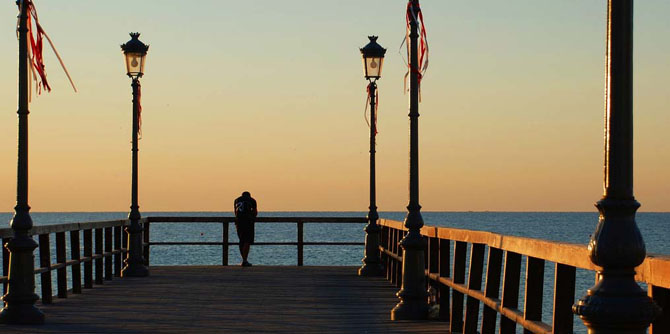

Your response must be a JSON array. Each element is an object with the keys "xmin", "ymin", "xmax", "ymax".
[
  {"xmin": 1, "ymin": 0, "xmax": 666, "ymax": 332},
  {"xmin": 4, "ymin": 266, "xmax": 444, "ymax": 333},
  {"xmin": 3, "ymin": 0, "xmax": 668, "ymax": 332},
  {"xmin": 1, "ymin": 216, "xmax": 669, "ymax": 332}
]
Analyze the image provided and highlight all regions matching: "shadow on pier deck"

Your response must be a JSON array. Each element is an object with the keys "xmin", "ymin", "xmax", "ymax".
[{"xmin": 7, "ymin": 266, "xmax": 445, "ymax": 333}]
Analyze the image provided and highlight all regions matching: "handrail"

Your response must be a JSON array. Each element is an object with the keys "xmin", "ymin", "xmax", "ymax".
[
  {"xmin": 378, "ymin": 219, "xmax": 670, "ymax": 334},
  {"xmin": 0, "ymin": 216, "xmax": 366, "ymax": 308},
  {"xmin": 1, "ymin": 219, "xmax": 133, "ymax": 305},
  {"xmin": 379, "ymin": 218, "xmax": 670, "ymax": 288},
  {"xmin": 145, "ymin": 216, "xmax": 367, "ymax": 266},
  {"xmin": 146, "ymin": 216, "xmax": 367, "ymax": 223},
  {"xmin": 0, "ymin": 219, "xmax": 130, "ymax": 238}
]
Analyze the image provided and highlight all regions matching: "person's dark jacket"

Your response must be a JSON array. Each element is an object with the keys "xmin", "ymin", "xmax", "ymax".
[{"xmin": 234, "ymin": 195, "xmax": 257, "ymax": 221}]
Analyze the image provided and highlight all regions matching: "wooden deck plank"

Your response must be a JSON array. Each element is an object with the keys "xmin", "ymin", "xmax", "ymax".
[{"xmin": 2, "ymin": 266, "xmax": 447, "ymax": 333}]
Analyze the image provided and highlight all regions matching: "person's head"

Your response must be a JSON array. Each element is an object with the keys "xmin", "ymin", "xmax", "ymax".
[{"xmin": 242, "ymin": 191, "xmax": 251, "ymax": 197}]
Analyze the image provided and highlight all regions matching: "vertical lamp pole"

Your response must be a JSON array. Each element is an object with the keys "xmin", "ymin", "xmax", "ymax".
[
  {"xmin": 120, "ymin": 33, "xmax": 149, "ymax": 277},
  {"xmin": 391, "ymin": 0, "xmax": 428, "ymax": 320},
  {"xmin": 358, "ymin": 36, "xmax": 386, "ymax": 277},
  {"xmin": 573, "ymin": 1, "xmax": 659, "ymax": 332},
  {"xmin": 0, "ymin": 0, "xmax": 45, "ymax": 324}
]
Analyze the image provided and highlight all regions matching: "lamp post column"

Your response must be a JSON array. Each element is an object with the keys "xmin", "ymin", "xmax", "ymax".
[
  {"xmin": 572, "ymin": 0, "xmax": 659, "ymax": 332},
  {"xmin": 0, "ymin": 0, "xmax": 45, "ymax": 324},
  {"xmin": 121, "ymin": 78, "xmax": 149, "ymax": 277},
  {"xmin": 359, "ymin": 81, "xmax": 383, "ymax": 277},
  {"xmin": 391, "ymin": 0, "xmax": 428, "ymax": 320}
]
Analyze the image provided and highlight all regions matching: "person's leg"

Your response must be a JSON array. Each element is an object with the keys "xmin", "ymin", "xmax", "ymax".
[
  {"xmin": 245, "ymin": 223, "xmax": 254, "ymax": 264},
  {"xmin": 239, "ymin": 222, "xmax": 253, "ymax": 265},
  {"xmin": 235, "ymin": 223, "xmax": 245, "ymax": 259},
  {"xmin": 241, "ymin": 243, "xmax": 250, "ymax": 262}
]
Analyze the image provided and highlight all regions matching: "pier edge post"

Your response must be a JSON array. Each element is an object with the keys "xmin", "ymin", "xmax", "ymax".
[
  {"xmin": 572, "ymin": 1, "xmax": 660, "ymax": 332},
  {"xmin": 0, "ymin": 0, "xmax": 45, "ymax": 324},
  {"xmin": 359, "ymin": 81, "xmax": 383, "ymax": 277},
  {"xmin": 391, "ymin": 0, "xmax": 428, "ymax": 320}
]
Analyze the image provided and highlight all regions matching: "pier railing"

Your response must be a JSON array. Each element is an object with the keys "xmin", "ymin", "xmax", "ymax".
[
  {"xmin": 3, "ymin": 215, "xmax": 666, "ymax": 332},
  {"xmin": 379, "ymin": 219, "xmax": 670, "ymax": 334},
  {"xmin": 144, "ymin": 216, "xmax": 367, "ymax": 266},
  {"xmin": 0, "ymin": 216, "xmax": 366, "ymax": 305},
  {"xmin": 0, "ymin": 219, "xmax": 130, "ymax": 303}
]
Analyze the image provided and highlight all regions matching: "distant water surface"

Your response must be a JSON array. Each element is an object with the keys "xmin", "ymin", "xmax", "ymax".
[{"xmin": 1, "ymin": 211, "xmax": 666, "ymax": 261}]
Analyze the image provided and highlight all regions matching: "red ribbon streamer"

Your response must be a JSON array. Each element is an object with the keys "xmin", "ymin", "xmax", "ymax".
[
  {"xmin": 18, "ymin": 0, "xmax": 77, "ymax": 97},
  {"xmin": 403, "ymin": 1, "xmax": 429, "ymax": 100},
  {"xmin": 137, "ymin": 85, "xmax": 143, "ymax": 138},
  {"xmin": 364, "ymin": 83, "xmax": 379, "ymax": 136},
  {"xmin": 26, "ymin": 11, "xmax": 48, "ymax": 94}
]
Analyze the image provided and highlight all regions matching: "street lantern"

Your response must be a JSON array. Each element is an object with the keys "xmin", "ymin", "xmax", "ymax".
[
  {"xmin": 121, "ymin": 33, "xmax": 149, "ymax": 79},
  {"xmin": 120, "ymin": 32, "xmax": 149, "ymax": 278},
  {"xmin": 360, "ymin": 36, "xmax": 386, "ymax": 80}
]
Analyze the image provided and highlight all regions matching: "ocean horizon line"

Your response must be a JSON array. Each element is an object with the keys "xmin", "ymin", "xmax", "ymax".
[{"xmin": 1, "ymin": 210, "xmax": 668, "ymax": 214}]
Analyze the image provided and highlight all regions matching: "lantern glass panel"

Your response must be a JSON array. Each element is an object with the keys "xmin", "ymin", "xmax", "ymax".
[
  {"xmin": 125, "ymin": 52, "xmax": 146, "ymax": 77},
  {"xmin": 363, "ymin": 56, "xmax": 384, "ymax": 79}
]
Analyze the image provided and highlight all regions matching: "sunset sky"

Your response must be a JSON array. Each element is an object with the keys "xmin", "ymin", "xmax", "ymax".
[{"xmin": 0, "ymin": 0, "xmax": 668, "ymax": 212}]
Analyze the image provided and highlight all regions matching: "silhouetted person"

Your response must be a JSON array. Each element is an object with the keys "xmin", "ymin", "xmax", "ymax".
[{"xmin": 234, "ymin": 191, "xmax": 257, "ymax": 267}]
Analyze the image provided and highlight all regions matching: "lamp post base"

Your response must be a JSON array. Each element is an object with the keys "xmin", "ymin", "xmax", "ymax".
[
  {"xmin": 358, "ymin": 262, "xmax": 384, "ymax": 277},
  {"xmin": 391, "ymin": 232, "xmax": 428, "ymax": 321},
  {"xmin": 0, "ymin": 235, "xmax": 44, "ymax": 325},
  {"xmin": 574, "ymin": 272, "xmax": 659, "ymax": 334},
  {"xmin": 0, "ymin": 303, "xmax": 44, "ymax": 325},
  {"xmin": 391, "ymin": 297, "xmax": 429, "ymax": 321},
  {"xmin": 121, "ymin": 223, "xmax": 149, "ymax": 278},
  {"xmin": 359, "ymin": 221, "xmax": 383, "ymax": 277},
  {"xmin": 120, "ymin": 263, "xmax": 149, "ymax": 278}
]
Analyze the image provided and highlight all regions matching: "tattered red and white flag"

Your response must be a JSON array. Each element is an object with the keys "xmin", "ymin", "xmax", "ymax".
[
  {"xmin": 18, "ymin": 0, "xmax": 77, "ymax": 99},
  {"xmin": 400, "ymin": 0, "xmax": 429, "ymax": 100}
]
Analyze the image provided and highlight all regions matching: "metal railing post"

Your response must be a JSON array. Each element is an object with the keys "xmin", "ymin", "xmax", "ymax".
[
  {"xmin": 38, "ymin": 235, "xmax": 52, "ymax": 305},
  {"xmin": 70, "ymin": 231, "xmax": 82, "ymax": 294},
  {"xmin": 83, "ymin": 229, "xmax": 93, "ymax": 289},
  {"xmin": 222, "ymin": 222, "xmax": 229, "ymax": 266},
  {"xmin": 143, "ymin": 221, "xmax": 150, "ymax": 266},
  {"xmin": 297, "ymin": 221, "xmax": 304, "ymax": 266},
  {"xmin": 56, "ymin": 232, "xmax": 68, "ymax": 298}
]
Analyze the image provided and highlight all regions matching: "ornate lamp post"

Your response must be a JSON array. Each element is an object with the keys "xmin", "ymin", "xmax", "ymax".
[
  {"xmin": 391, "ymin": 0, "xmax": 428, "ymax": 320},
  {"xmin": 120, "ymin": 33, "xmax": 149, "ymax": 277},
  {"xmin": 0, "ymin": 0, "xmax": 45, "ymax": 324},
  {"xmin": 358, "ymin": 36, "xmax": 386, "ymax": 277},
  {"xmin": 572, "ymin": 1, "xmax": 659, "ymax": 332}
]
